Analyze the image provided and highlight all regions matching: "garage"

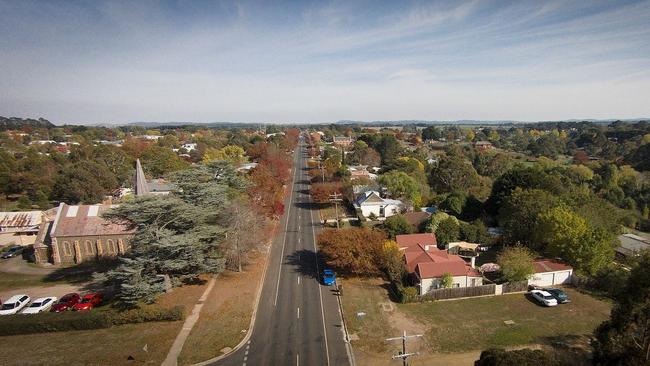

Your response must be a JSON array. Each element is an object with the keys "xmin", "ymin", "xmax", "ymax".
[{"xmin": 528, "ymin": 259, "xmax": 573, "ymax": 287}]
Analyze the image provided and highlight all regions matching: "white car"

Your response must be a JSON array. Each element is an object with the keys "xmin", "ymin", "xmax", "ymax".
[
  {"xmin": 0, "ymin": 294, "xmax": 31, "ymax": 315},
  {"xmin": 530, "ymin": 290, "xmax": 558, "ymax": 307},
  {"xmin": 22, "ymin": 296, "xmax": 57, "ymax": 314}
]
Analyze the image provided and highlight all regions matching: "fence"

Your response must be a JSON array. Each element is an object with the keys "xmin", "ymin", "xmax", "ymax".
[
  {"xmin": 420, "ymin": 284, "xmax": 496, "ymax": 301},
  {"xmin": 501, "ymin": 280, "xmax": 529, "ymax": 294}
]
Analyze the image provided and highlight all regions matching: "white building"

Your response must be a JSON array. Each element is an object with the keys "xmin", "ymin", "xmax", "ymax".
[{"xmin": 353, "ymin": 191, "xmax": 403, "ymax": 219}]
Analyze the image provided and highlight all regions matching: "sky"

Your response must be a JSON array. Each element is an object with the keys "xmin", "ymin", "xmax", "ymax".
[{"xmin": 0, "ymin": 0, "xmax": 649, "ymax": 125}]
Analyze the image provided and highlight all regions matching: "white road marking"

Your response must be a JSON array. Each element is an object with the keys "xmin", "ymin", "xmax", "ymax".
[
  {"xmin": 274, "ymin": 151, "xmax": 299, "ymax": 307},
  {"xmin": 298, "ymin": 276, "xmax": 300, "ymax": 285},
  {"xmin": 309, "ymin": 185, "xmax": 331, "ymax": 366},
  {"xmin": 297, "ymin": 307, "xmax": 300, "ymax": 319},
  {"xmin": 297, "ymin": 353, "xmax": 300, "ymax": 366}
]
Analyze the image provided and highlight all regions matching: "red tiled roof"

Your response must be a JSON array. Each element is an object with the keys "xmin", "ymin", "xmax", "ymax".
[
  {"xmin": 396, "ymin": 233, "xmax": 437, "ymax": 250},
  {"xmin": 51, "ymin": 204, "xmax": 135, "ymax": 237},
  {"xmin": 533, "ymin": 259, "xmax": 572, "ymax": 273},
  {"xmin": 416, "ymin": 261, "xmax": 482, "ymax": 278}
]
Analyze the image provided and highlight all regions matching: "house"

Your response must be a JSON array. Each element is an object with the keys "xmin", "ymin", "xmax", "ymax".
[
  {"xmin": 34, "ymin": 203, "xmax": 135, "ymax": 265},
  {"xmin": 333, "ymin": 136, "xmax": 353, "ymax": 147},
  {"xmin": 0, "ymin": 211, "xmax": 44, "ymax": 246},
  {"xmin": 474, "ymin": 141, "xmax": 494, "ymax": 151},
  {"xmin": 348, "ymin": 165, "xmax": 377, "ymax": 180},
  {"xmin": 528, "ymin": 259, "xmax": 573, "ymax": 287},
  {"xmin": 401, "ymin": 211, "xmax": 431, "ymax": 231},
  {"xmin": 615, "ymin": 233, "xmax": 650, "ymax": 259},
  {"xmin": 353, "ymin": 191, "xmax": 403, "ymax": 219},
  {"xmin": 396, "ymin": 233, "xmax": 482, "ymax": 295}
]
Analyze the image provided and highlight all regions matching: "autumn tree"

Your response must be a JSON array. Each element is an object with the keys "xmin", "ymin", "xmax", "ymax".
[
  {"xmin": 310, "ymin": 182, "xmax": 343, "ymax": 203},
  {"xmin": 317, "ymin": 228, "xmax": 387, "ymax": 275},
  {"xmin": 497, "ymin": 246, "xmax": 535, "ymax": 282}
]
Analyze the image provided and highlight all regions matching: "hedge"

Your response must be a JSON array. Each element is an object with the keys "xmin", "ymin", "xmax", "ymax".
[{"xmin": 0, "ymin": 305, "xmax": 184, "ymax": 336}]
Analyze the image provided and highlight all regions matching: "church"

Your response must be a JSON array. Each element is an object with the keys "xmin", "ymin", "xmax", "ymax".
[{"xmin": 34, "ymin": 159, "xmax": 162, "ymax": 265}]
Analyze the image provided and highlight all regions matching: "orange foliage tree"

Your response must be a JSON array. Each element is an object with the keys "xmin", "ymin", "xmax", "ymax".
[{"xmin": 317, "ymin": 228, "xmax": 387, "ymax": 275}]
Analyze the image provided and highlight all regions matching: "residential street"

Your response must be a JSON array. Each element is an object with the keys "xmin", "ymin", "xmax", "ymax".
[{"xmin": 212, "ymin": 139, "xmax": 352, "ymax": 366}]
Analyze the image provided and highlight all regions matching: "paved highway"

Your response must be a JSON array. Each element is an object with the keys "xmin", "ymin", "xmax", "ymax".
[{"xmin": 212, "ymin": 138, "xmax": 352, "ymax": 366}]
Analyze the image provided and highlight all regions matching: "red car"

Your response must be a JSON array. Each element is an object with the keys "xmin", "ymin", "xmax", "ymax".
[
  {"xmin": 51, "ymin": 293, "xmax": 81, "ymax": 312},
  {"xmin": 72, "ymin": 293, "xmax": 102, "ymax": 311}
]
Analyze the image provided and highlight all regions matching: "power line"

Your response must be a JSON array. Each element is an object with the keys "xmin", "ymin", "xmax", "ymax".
[{"xmin": 386, "ymin": 331, "xmax": 423, "ymax": 366}]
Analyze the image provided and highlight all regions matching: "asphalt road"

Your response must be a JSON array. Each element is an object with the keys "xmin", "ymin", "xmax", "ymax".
[{"xmin": 212, "ymin": 139, "xmax": 352, "ymax": 366}]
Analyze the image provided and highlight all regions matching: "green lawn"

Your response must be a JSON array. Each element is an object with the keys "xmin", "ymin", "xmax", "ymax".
[
  {"xmin": 342, "ymin": 278, "xmax": 612, "ymax": 355},
  {"xmin": 0, "ymin": 272, "xmax": 51, "ymax": 292}
]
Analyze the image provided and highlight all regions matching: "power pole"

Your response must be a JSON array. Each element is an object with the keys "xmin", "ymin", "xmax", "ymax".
[
  {"xmin": 329, "ymin": 192, "xmax": 343, "ymax": 229},
  {"xmin": 386, "ymin": 331, "xmax": 423, "ymax": 366}
]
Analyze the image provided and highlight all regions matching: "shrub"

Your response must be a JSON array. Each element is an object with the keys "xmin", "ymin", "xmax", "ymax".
[
  {"xmin": 475, "ymin": 348, "xmax": 560, "ymax": 366},
  {"xmin": 399, "ymin": 286, "xmax": 419, "ymax": 303},
  {"xmin": 0, "ymin": 305, "xmax": 185, "ymax": 336}
]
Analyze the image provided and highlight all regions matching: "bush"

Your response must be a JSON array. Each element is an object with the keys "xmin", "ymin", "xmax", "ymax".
[
  {"xmin": 475, "ymin": 348, "xmax": 560, "ymax": 366},
  {"xmin": 395, "ymin": 284, "xmax": 419, "ymax": 303},
  {"xmin": 0, "ymin": 305, "xmax": 185, "ymax": 336}
]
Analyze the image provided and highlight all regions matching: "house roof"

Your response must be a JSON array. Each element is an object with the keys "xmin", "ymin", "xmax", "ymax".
[
  {"xmin": 448, "ymin": 241, "xmax": 480, "ymax": 250},
  {"xmin": 532, "ymin": 259, "xmax": 572, "ymax": 273},
  {"xmin": 0, "ymin": 211, "xmax": 42, "ymax": 232},
  {"xmin": 402, "ymin": 212, "xmax": 431, "ymax": 228},
  {"xmin": 51, "ymin": 204, "xmax": 135, "ymax": 238},
  {"xmin": 396, "ymin": 233, "xmax": 437, "ymax": 250},
  {"xmin": 399, "ymin": 233, "xmax": 480, "ymax": 278},
  {"xmin": 616, "ymin": 234, "xmax": 650, "ymax": 257}
]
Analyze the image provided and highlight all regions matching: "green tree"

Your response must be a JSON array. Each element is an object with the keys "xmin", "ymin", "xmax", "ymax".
[
  {"xmin": 378, "ymin": 171, "xmax": 421, "ymax": 207},
  {"xmin": 593, "ymin": 252, "xmax": 650, "ymax": 365},
  {"xmin": 140, "ymin": 146, "xmax": 189, "ymax": 178},
  {"xmin": 382, "ymin": 215, "xmax": 414, "ymax": 239},
  {"xmin": 440, "ymin": 272, "xmax": 453, "ymax": 288},
  {"xmin": 202, "ymin": 145, "xmax": 247, "ymax": 164},
  {"xmin": 421, "ymin": 126, "xmax": 441, "ymax": 140},
  {"xmin": 435, "ymin": 217, "xmax": 460, "ymax": 246},
  {"xmin": 534, "ymin": 206, "xmax": 614, "ymax": 274},
  {"xmin": 430, "ymin": 154, "xmax": 480, "ymax": 193},
  {"xmin": 498, "ymin": 188, "xmax": 559, "ymax": 249},
  {"xmin": 497, "ymin": 246, "xmax": 535, "ymax": 282},
  {"xmin": 53, "ymin": 161, "xmax": 118, "ymax": 204}
]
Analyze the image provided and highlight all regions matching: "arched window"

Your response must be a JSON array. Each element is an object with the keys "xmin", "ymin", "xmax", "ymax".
[
  {"xmin": 85, "ymin": 240, "xmax": 94, "ymax": 255},
  {"xmin": 62, "ymin": 241, "xmax": 72, "ymax": 256},
  {"xmin": 106, "ymin": 239, "xmax": 115, "ymax": 254}
]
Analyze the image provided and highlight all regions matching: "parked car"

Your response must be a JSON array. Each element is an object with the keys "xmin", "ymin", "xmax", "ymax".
[
  {"xmin": 72, "ymin": 293, "xmax": 103, "ymax": 311},
  {"xmin": 530, "ymin": 290, "xmax": 558, "ymax": 307},
  {"xmin": 51, "ymin": 293, "xmax": 81, "ymax": 312},
  {"xmin": 0, "ymin": 294, "xmax": 31, "ymax": 315},
  {"xmin": 1, "ymin": 246, "xmax": 24, "ymax": 259},
  {"xmin": 22, "ymin": 296, "xmax": 57, "ymax": 314},
  {"xmin": 547, "ymin": 288, "xmax": 571, "ymax": 304},
  {"xmin": 323, "ymin": 269, "xmax": 336, "ymax": 286}
]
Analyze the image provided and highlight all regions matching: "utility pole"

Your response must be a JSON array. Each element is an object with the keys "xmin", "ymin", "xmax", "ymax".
[
  {"xmin": 329, "ymin": 191, "xmax": 343, "ymax": 229},
  {"xmin": 386, "ymin": 331, "xmax": 423, "ymax": 366}
]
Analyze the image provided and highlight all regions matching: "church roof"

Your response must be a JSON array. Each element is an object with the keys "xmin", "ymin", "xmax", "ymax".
[
  {"xmin": 135, "ymin": 159, "xmax": 149, "ymax": 196},
  {"xmin": 50, "ymin": 203, "xmax": 134, "ymax": 238}
]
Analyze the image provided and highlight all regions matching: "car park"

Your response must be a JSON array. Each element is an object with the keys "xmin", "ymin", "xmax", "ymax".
[
  {"xmin": 22, "ymin": 296, "xmax": 57, "ymax": 314},
  {"xmin": 72, "ymin": 293, "xmax": 103, "ymax": 311},
  {"xmin": 530, "ymin": 289, "xmax": 558, "ymax": 307},
  {"xmin": 1, "ymin": 246, "xmax": 24, "ymax": 259},
  {"xmin": 547, "ymin": 288, "xmax": 571, "ymax": 304},
  {"xmin": 51, "ymin": 293, "xmax": 81, "ymax": 312},
  {"xmin": 0, "ymin": 294, "xmax": 31, "ymax": 315},
  {"xmin": 323, "ymin": 269, "xmax": 336, "ymax": 286}
]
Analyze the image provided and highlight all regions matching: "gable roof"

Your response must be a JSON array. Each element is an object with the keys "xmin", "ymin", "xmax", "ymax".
[
  {"xmin": 532, "ymin": 259, "xmax": 572, "ymax": 273},
  {"xmin": 396, "ymin": 233, "xmax": 437, "ymax": 250},
  {"xmin": 0, "ymin": 211, "xmax": 42, "ymax": 231},
  {"xmin": 51, "ymin": 204, "xmax": 135, "ymax": 238}
]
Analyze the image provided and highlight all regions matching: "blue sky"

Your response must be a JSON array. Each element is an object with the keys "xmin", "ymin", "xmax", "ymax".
[{"xmin": 0, "ymin": 0, "xmax": 648, "ymax": 124}]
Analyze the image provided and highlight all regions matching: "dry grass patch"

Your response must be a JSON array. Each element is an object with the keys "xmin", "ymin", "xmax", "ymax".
[{"xmin": 178, "ymin": 253, "xmax": 267, "ymax": 365}]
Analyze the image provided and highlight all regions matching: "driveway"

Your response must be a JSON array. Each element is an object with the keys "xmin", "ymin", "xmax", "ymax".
[{"xmin": 0, "ymin": 257, "xmax": 55, "ymax": 275}]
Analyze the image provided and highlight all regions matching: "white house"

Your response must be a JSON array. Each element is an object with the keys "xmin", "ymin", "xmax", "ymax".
[
  {"xmin": 353, "ymin": 191, "xmax": 403, "ymax": 219},
  {"xmin": 181, "ymin": 143, "xmax": 197, "ymax": 152},
  {"xmin": 528, "ymin": 259, "xmax": 573, "ymax": 287}
]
